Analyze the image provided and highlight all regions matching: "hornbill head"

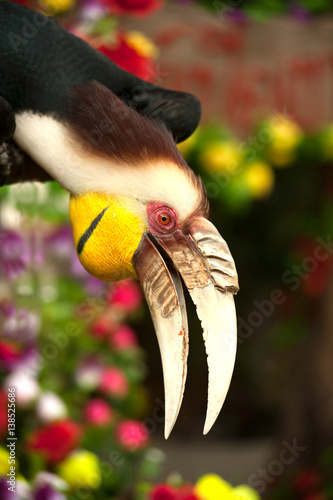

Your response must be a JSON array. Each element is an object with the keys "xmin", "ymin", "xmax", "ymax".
[{"xmin": 14, "ymin": 82, "xmax": 239, "ymax": 438}]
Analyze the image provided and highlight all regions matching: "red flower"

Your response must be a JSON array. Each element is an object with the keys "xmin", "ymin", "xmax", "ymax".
[
  {"xmin": 292, "ymin": 235, "xmax": 332, "ymax": 298},
  {"xmin": 85, "ymin": 398, "xmax": 114, "ymax": 427},
  {"xmin": 108, "ymin": 279, "xmax": 142, "ymax": 313},
  {"xmin": 293, "ymin": 467, "xmax": 323, "ymax": 492},
  {"xmin": 110, "ymin": 324, "xmax": 138, "ymax": 351},
  {"xmin": 90, "ymin": 316, "xmax": 114, "ymax": 339},
  {"xmin": 115, "ymin": 419, "xmax": 150, "ymax": 451},
  {"xmin": 26, "ymin": 420, "xmax": 81, "ymax": 464},
  {"xmin": 150, "ymin": 484, "xmax": 177, "ymax": 500},
  {"xmin": 99, "ymin": 367, "xmax": 129, "ymax": 398},
  {"xmin": 178, "ymin": 486, "xmax": 199, "ymax": 500},
  {"xmin": 0, "ymin": 341, "xmax": 22, "ymax": 369},
  {"xmin": 98, "ymin": 35, "xmax": 156, "ymax": 82},
  {"xmin": 149, "ymin": 483, "xmax": 199, "ymax": 500},
  {"xmin": 100, "ymin": 0, "xmax": 162, "ymax": 17}
]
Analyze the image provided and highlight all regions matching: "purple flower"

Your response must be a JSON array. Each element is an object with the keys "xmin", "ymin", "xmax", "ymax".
[
  {"xmin": 34, "ymin": 484, "xmax": 66, "ymax": 500},
  {"xmin": 33, "ymin": 473, "xmax": 68, "ymax": 500},
  {"xmin": 0, "ymin": 477, "xmax": 12, "ymax": 500},
  {"xmin": 0, "ymin": 477, "xmax": 32, "ymax": 499},
  {"xmin": 0, "ymin": 230, "xmax": 30, "ymax": 279},
  {"xmin": 45, "ymin": 226, "xmax": 75, "ymax": 261},
  {"xmin": 0, "ymin": 302, "xmax": 16, "ymax": 318}
]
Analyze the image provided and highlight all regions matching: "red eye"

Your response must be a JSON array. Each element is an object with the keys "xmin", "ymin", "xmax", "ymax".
[
  {"xmin": 147, "ymin": 202, "xmax": 179, "ymax": 235},
  {"xmin": 158, "ymin": 213, "xmax": 171, "ymax": 226}
]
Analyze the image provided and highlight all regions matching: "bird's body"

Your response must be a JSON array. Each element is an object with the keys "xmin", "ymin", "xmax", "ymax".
[{"xmin": 0, "ymin": 1, "xmax": 239, "ymax": 438}]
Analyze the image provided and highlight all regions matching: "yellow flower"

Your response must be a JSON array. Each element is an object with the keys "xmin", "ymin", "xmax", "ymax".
[
  {"xmin": 232, "ymin": 485, "xmax": 261, "ymax": 500},
  {"xmin": 123, "ymin": 31, "xmax": 159, "ymax": 59},
  {"xmin": 177, "ymin": 129, "xmax": 200, "ymax": 157},
  {"xmin": 0, "ymin": 447, "xmax": 10, "ymax": 476},
  {"xmin": 243, "ymin": 161, "xmax": 274, "ymax": 199},
  {"xmin": 269, "ymin": 116, "xmax": 302, "ymax": 149},
  {"xmin": 267, "ymin": 116, "xmax": 302, "ymax": 166},
  {"xmin": 200, "ymin": 142, "xmax": 242, "ymax": 173},
  {"xmin": 57, "ymin": 451, "xmax": 101, "ymax": 489},
  {"xmin": 39, "ymin": 0, "xmax": 75, "ymax": 14},
  {"xmin": 195, "ymin": 473, "xmax": 233, "ymax": 500}
]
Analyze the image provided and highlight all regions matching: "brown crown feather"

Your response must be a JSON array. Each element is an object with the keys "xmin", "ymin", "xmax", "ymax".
[
  {"xmin": 65, "ymin": 82, "xmax": 185, "ymax": 166},
  {"xmin": 65, "ymin": 81, "xmax": 209, "ymax": 217}
]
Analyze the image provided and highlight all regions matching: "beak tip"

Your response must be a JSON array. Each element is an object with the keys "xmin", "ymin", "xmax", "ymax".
[
  {"xmin": 164, "ymin": 421, "xmax": 174, "ymax": 440},
  {"xmin": 203, "ymin": 416, "xmax": 215, "ymax": 436}
]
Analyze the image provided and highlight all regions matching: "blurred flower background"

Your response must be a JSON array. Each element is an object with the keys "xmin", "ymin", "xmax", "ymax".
[{"xmin": 2, "ymin": 0, "xmax": 333, "ymax": 499}]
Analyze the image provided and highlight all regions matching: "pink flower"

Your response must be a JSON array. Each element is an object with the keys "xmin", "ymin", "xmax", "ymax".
[
  {"xmin": 115, "ymin": 419, "xmax": 150, "ymax": 451},
  {"xmin": 100, "ymin": 0, "xmax": 162, "ymax": 17},
  {"xmin": 110, "ymin": 324, "xmax": 138, "ymax": 351},
  {"xmin": 85, "ymin": 398, "xmax": 114, "ymax": 426},
  {"xmin": 108, "ymin": 279, "xmax": 142, "ymax": 313},
  {"xmin": 0, "ymin": 391, "xmax": 7, "ymax": 439},
  {"xmin": 99, "ymin": 367, "xmax": 129, "ymax": 398}
]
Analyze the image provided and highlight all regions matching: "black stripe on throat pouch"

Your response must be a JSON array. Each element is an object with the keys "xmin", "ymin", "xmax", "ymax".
[{"xmin": 77, "ymin": 206, "xmax": 109, "ymax": 255}]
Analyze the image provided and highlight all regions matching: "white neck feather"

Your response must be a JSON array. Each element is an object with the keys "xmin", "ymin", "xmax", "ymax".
[{"xmin": 14, "ymin": 112, "xmax": 201, "ymax": 221}]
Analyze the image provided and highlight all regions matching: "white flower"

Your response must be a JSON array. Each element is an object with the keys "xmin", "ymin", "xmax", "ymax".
[
  {"xmin": 36, "ymin": 392, "xmax": 68, "ymax": 423},
  {"xmin": 4, "ymin": 370, "xmax": 40, "ymax": 408},
  {"xmin": 75, "ymin": 360, "xmax": 102, "ymax": 390},
  {"xmin": 16, "ymin": 479, "xmax": 32, "ymax": 500}
]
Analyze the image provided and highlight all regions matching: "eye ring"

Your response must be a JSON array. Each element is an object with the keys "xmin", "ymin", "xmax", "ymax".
[{"xmin": 158, "ymin": 213, "xmax": 171, "ymax": 226}]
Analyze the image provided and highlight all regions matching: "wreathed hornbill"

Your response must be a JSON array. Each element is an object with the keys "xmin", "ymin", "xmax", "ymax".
[{"xmin": 0, "ymin": 1, "xmax": 239, "ymax": 438}]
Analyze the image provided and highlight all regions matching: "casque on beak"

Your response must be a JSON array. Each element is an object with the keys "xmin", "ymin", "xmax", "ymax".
[{"xmin": 133, "ymin": 216, "xmax": 239, "ymax": 438}]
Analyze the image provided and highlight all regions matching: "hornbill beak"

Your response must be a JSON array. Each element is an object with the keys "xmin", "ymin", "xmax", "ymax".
[{"xmin": 133, "ymin": 216, "xmax": 239, "ymax": 438}]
